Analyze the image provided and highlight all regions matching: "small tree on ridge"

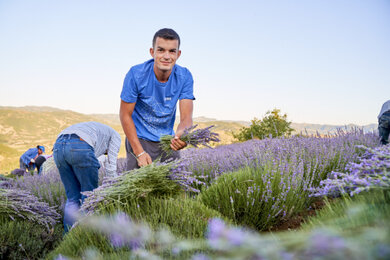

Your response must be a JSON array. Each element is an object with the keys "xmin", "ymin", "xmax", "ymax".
[{"xmin": 233, "ymin": 109, "xmax": 293, "ymax": 142}]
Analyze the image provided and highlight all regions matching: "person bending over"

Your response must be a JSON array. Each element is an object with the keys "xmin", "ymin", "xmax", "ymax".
[
  {"xmin": 53, "ymin": 121, "xmax": 121, "ymax": 233},
  {"xmin": 19, "ymin": 145, "xmax": 45, "ymax": 172}
]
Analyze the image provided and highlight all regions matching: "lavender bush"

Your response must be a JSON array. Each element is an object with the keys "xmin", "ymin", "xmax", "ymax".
[
  {"xmin": 0, "ymin": 175, "xmax": 13, "ymax": 189},
  {"xmin": 160, "ymin": 125, "xmax": 220, "ymax": 156},
  {"xmin": 312, "ymin": 144, "xmax": 390, "ymax": 198},
  {"xmin": 0, "ymin": 188, "xmax": 61, "ymax": 230},
  {"xmin": 51, "ymin": 197, "xmax": 230, "ymax": 258},
  {"xmin": 198, "ymin": 166, "xmax": 305, "ymax": 230},
  {"xmin": 179, "ymin": 130, "xmax": 378, "ymax": 188},
  {"xmin": 53, "ymin": 212, "xmax": 390, "ymax": 260},
  {"xmin": 189, "ymin": 131, "xmax": 378, "ymax": 230},
  {"xmin": 13, "ymin": 170, "xmax": 66, "ymax": 212}
]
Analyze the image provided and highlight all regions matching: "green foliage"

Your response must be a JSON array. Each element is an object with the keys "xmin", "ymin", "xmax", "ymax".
[
  {"xmin": 47, "ymin": 227, "xmax": 114, "ymax": 259},
  {"xmin": 102, "ymin": 197, "xmax": 230, "ymax": 238},
  {"xmin": 302, "ymin": 189, "xmax": 390, "ymax": 232},
  {"xmin": 0, "ymin": 216, "xmax": 62, "ymax": 260},
  {"xmin": 233, "ymin": 108, "xmax": 293, "ymax": 141},
  {"xmin": 198, "ymin": 166, "xmax": 308, "ymax": 231},
  {"xmin": 50, "ymin": 197, "xmax": 228, "ymax": 258},
  {"xmin": 50, "ymin": 191, "xmax": 390, "ymax": 260},
  {"xmin": 13, "ymin": 172, "xmax": 66, "ymax": 210}
]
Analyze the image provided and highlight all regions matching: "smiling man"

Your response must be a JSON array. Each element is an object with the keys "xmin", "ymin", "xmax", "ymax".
[{"xmin": 120, "ymin": 28, "xmax": 195, "ymax": 170}]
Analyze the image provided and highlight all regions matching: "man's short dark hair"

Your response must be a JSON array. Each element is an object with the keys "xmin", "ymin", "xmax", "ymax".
[{"xmin": 153, "ymin": 28, "xmax": 181, "ymax": 49}]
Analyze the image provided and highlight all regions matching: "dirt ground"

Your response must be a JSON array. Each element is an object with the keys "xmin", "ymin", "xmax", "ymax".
[{"xmin": 268, "ymin": 199, "xmax": 327, "ymax": 232}]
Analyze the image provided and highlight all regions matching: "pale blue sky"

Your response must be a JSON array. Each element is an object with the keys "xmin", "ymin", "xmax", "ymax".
[{"xmin": 0, "ymin": 0, "xmax": 389, "ymax": 125}]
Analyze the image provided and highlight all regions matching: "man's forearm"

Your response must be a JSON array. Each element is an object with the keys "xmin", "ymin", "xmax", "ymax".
[
  {"xmin": 120, "ymin": 114, "xmax": 144, "ymax": 155},
  {"xmin": 175, "ymin": 118, "xmax": 193, "ymax": 138}
]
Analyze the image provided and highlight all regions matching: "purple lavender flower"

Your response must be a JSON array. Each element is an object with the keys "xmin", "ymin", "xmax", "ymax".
[
  {"xmin": 192, "ymin": 253, "xmax": 210, "ymax": 260},
  {"xmin": 207, "ymin": 218, "xmax": 226, "ymax": 241},
  {"xmin": 0, "ymin": 187, "xmax": 61, "ymax": 230},
  {"xmin": 54, "ymin": 254, "xmax": 69, "ymax": 260},
  {"xmin": 312, "ymin": 144, "xmax": 390, "ymax": 197},
  {"xmin": 160, "ymin": 125, "xmax": 220, "ymax": 156},
  {"xmin": 79, "ymin": 211, "xmax": 151, "ymax": 250}
]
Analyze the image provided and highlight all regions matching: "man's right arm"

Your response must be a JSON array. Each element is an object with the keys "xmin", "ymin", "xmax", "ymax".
[{"xmin": 119, "ymin": 100, "xmax": 152, "ymax": 167}]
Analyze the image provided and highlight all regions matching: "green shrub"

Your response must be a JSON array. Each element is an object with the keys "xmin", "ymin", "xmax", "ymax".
[
  {"xmin": 102, "ymin": 197, "xmax": 230, "ymax": 238},
  {"xmin": 50, "ymin": 197, "xmax": 228, "ymax": 259},
  {"xmin": 13, "ymin": 173, "xmax": 66, "ymax": 212},
  {"xmin": 47, "ymin": 227, "xmax": 115, "ymax": 259},
  {"xmin": 232, "ymin": 109, "xmax": 293, "ymax": 141},
  {"xmin": 0, "ymin": 216, "xmax": 62, "ymax": 260},
  {"xmin": 198, "ymin": 166, "xmax": 310, "ymax": 231},
  {"xmin": 302, "ymin": 189, "xmax": 390, "ymax": 233},
  {"xmin": 49, "ymin": 193, "xmax": 390, "ymax": 260}
]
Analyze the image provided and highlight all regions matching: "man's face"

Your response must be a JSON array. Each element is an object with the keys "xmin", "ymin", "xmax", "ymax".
[
  {"xmin": 38, "ymin": 149, "xmax": 43, "ymax": 155},
  {"xmin": 150, "ymin": 37, "xmax": 181, "ymax": 73}
]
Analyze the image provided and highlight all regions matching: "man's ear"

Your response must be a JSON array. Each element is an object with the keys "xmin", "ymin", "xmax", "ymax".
[
  {"xmin": 177, "ymin": 50, "xmax": 182, "ymax": 59},
  {"xmin": 150, "ymin": 47, "xmax": 154, "ymax": 57}
]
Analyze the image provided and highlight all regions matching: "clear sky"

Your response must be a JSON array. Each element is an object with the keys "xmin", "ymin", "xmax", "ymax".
[{"xmin": 0, "ymin": 0, "xmax": 389, "ymax": 125}]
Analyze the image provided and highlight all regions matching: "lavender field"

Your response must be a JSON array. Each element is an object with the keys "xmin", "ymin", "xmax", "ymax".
[{"xmin": 1, "ymin": 130, "xmax": 389, "ymax": 259}]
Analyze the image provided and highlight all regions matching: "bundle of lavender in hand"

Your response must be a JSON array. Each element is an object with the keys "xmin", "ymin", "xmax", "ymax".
[{"xmin": 160, "ymin": 125, "xmax": 220, "ymax": 156}]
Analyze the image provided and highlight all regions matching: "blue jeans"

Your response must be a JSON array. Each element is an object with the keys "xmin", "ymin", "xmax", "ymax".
[
  {"xmin": 379, "ymin": 111, "xmax": 390, "ymax": 145},
  {"xmin": 53, "ymin": 134, "xmax": 100, "ymax": 233},
  {"xmin": 19, "ymin": 157, "xmax": 34, "ymax": 172}
]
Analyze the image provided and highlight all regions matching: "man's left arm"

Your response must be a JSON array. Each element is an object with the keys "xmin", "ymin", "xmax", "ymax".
[
  {"xmin": 105, "ymin": 131, "xmax": 121, "ymax": 177},
  {"xmin": 170, "ymin": 99, "xmax": 193, "ymax": 151}
]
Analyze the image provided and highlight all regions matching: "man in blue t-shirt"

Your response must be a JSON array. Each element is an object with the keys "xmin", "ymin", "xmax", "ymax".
[
  {"xmin": 120, "ymin": 28, "xmax": 195, "ymax": 170},
  {"xmin": 19, "ymin": 145, "xmax": 45, "ymax": 172}
]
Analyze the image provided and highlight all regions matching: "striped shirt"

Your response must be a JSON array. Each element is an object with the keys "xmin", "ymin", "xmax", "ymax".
[
  {"xmin": 58, "ymin": 121, "xmax": 121, "ymax": 176},
  {"xmin": 378, "ymin": 100, "xmax": 390, "ymax": 119}
]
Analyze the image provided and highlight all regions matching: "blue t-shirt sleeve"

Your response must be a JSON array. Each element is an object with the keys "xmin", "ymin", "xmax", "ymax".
[
  {"xmin": 179, "ymin": 70, "xmax": 195, "ymax": 100},
  {"xmin": 21, "ymin": 148, "xmax": 37, "ymax": 165},
  {"xmin": 120, "ymin": 69, "xmax": 138, "ymax": 103}
]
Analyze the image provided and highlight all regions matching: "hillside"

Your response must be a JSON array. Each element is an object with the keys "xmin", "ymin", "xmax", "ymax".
[
  {"xmin": 290, "ymin": 122, "xmax": 377, "ymax": 135},
  {"xmin": 0, "ymin": 107, "xmax": 242, "ymax": 173},
  {"xmin": 0, "ymin": 107, "xmax": 126, "ymax": 172},
  {"xmin": 0, "ymin": 106, "xmax": 378, "ymax": 173}
]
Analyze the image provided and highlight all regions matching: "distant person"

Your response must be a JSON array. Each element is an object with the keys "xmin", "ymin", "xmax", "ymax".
[
  {"xmin": 378, "ymin": 100, "xmax": 390, "ymax": 145},
  {"xmin": 53, "ymin": 121, "xmax": 121, "ymax": 233},
  {"xmin": 35, "ymin": 154, "xmax": 53, "ymax": 174},
  {"xmin": 120, "ymin": 28, "xmax": 195, "ymax": 171},
  {"xmin": 19, "ymin": 145, "xmax": 45, "ymax": 172}
]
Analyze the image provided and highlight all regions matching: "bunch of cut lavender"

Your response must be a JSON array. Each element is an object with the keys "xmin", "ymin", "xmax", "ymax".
[
  {"xmin": 0, "ymin": 175, "xmax": 13, "ymax": 189},
  {"xmin": 160, "ymin": 125, "xmax": 220, "ymax": 156},
  {"xmin": 81, "ymin": 161, "xmax": 199, "ymax": 215},
  {"xmin": 311, "ymin": 144, "xmax": 390, "ymax": 197},
  {"xmin": 0, "ymin": 188, "xmax": 61, "ymax": 230}
]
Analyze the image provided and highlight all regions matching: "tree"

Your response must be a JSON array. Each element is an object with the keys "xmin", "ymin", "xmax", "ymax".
[{"xmin": 233, "ymin": 109, "xmax": 294, "ymax": 142}]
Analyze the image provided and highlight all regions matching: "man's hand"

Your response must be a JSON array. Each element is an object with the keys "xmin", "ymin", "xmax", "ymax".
[
  {"xmin": 30, "ymin": 158, "xmax": 35, "ymax": 163},
  {"xmin": 137, "ymin": 152, "xmax": 152, "ymax": 167},
  {"xmin": 170, "ymin": 136, "xmax": 187, "ymax": 151}
]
